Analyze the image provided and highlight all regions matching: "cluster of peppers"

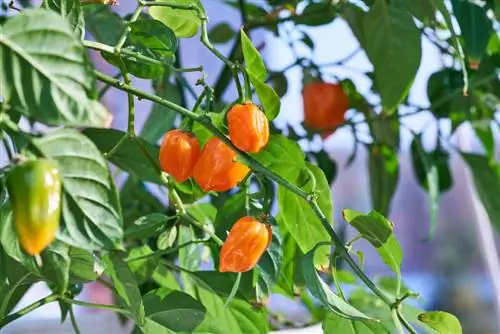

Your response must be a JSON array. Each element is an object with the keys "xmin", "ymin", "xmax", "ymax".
[{"xmin": 3, "ymin": 82, "xmax": 348, "ymax": 273}]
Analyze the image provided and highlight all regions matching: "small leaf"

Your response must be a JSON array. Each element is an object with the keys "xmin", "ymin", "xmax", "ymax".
[
  {"xmin": 156, "ymin": 226, "xmax": 177, "ymax": 251},
  {"xmin": 125, "ymin": 213, "xmax": 170, "ymax": 240},
  {"xmin": 418, "ymin": 311, "xmax": 462, "ymax": 334},
  {"xmin": 192, "ymin": 112, "xmax": 225, "ymax": 146},
  {"xmin": 83, "ymin": 4, "xmax": 125, "ymax": 45},
  {"xmin": 42, "ymin": 0, "xmax": 85, "ymax": 38},
  {"xmin": 241, "ymin": 30, "xmax": 267, "ymax": 81},
  {"xmin": 142, "ymin": 288, "xmax": 206, "ymax": 332},
  {"xmin": 278, "ymin": 163, "xmax": 333, "ymax": 266},
  {"xmin": 451, "ymin": 0, "xmax": 493, "ymax": 66},
  {"xmin": 363, "ymin": 0, "xmax": 421, "ymax": 111},
  {"xmin": 209, "ymin": 23, "xmax": 236, "ymax": 44},
  {"xmin": 248, "ymin": 73, "xmax": 281, "ymax": 120},
  {"xmin": 269, "ymin": 72, "xmax": 288, "ymax": 98},
  {"xmin": 40, "ymin": 241, "xmax": 71, "ymax": 295},
  {"xmin": 69, "ymin": 248, "xmax": 105, "ymax": 283},
  {"xmin": 128, "ymin": 19, "xmax": 178, "ymax": 57},
  {"xmin": 251, "ymin": 135, "xmax": 305, "ymax": 182},
  {"xmin": 149, "ymin": 0, "xmax": 204, "ymax": 38},
  {"xmin": 1, "ymin": 9, "xmax": 108, "ymax": 127},
  {"xmin": 33, "ymin": 129, "xmax": 123, "ymax": 251},
  {"xmin": 343, "ymin": 210, "xmax": 402, "ymax": 279},
  {"xmin": 311, "ymin": 150, "xmax": 337, "ymax": 185},
  {"xmin": 256, "ymin": 221, "xmax": 283, "ymax": 300},
  {"xmin": 101, "ymin": 49, "xmax": 166, "ymax": 80},
  {"xmin": 103, "ymin": 253, "xmax": 145, "ymax": 325},
  {"xmin": 294, "ymin": 2, "xmax": 337, "ymax": 26},
  {"xmin": 83, "ymin": 128, "xmax": 162, "ymax": 185},
  {"xmin": 462, "ymin": 153, "xmax": 500, "ymax": 231},
  {"xmin": 302, "ymin": 243, "xmax": 373, "ymax": 320}
]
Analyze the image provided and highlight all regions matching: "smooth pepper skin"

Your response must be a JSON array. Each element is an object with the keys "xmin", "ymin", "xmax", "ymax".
[
  {"xmin": 193, "ymin": 136, "xmax": 250, "ymax": 192},
  {"xmin": 227, "ymin": 103, "xmax": 269, "ymax": 153},
  {"xmin": 302, "ymin": 82, "xmax": 349, "ymax": 137},
  {"xmin": 6, "ymin": 159, "xmax": 62, "ymax": 256},
  {"xmin": 159, "ymin": 129, "xmax": 201, "ymax": 183},
  {"xmin": 219, "ymin": 216, "xmax": 272, "ymax": 273}
]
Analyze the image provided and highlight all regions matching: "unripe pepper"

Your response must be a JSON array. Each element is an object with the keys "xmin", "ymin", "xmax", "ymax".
[
  {"xmin": 6, "ymin": 159, "xmax": 62, "ymax": 256},
  {"xmin": 159, "ymin": 129, "xmax": 201, "ymax": 183},
  {"xmin": 302, "ymin": 82, "xmax": 349, "ymax": 138},
  {"xmin": 227, "ymin": 103, "xmax": 269, "ymax": 153},
  {"xmin": 193, "ymin": 137, "xmax": 250, "ymax": 192},
  {"xmin": 219, "ymin": 216, "xmax": 272, "ymax": 272}
]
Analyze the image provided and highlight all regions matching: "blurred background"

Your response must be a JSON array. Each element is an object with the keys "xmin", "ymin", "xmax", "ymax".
[{"xmin": 1, "ymin": 0, "xmax": 499, "ymax": 333}]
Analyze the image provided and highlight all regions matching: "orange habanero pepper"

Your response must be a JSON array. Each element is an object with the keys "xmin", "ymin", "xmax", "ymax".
[
  {"xmin": 227, "ymin": 102, "xmax": 269, "ymax": 153},
  {"xmin": 302, "ymin": 82, "xmax": 349, "ymax": 138},
  {"xmin": 219, "ymin": 216, "xmax": 272, "ymax": 272},
  {"xmin": 193, "ymin": 136, "xmax": 250, "ymax": 192},
  {"xmin": 159, "ymin": 129, "xmax": 201, "ymax": 183}
]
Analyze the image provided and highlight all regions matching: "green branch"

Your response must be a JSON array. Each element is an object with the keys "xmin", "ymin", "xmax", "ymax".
[{"xmin": 0, "ymin": 294, "xmax": 59, "ymax": 329}]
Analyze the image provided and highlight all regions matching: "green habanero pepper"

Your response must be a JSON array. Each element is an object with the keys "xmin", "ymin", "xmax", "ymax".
[{"xmin": 6, "ymin": 159, "xmax": 62, "ymax": 256}]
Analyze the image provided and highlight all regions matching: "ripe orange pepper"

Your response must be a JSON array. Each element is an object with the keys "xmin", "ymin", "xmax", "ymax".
[
  {"xmin": 193, "ymin": 136, "xmax": 250, "ymax": 192},
  {"xmin": 227, "ymin": 102, "xmax": 269, "ymax": 153},
  {"xmin": 302, "ymin": 82, "xmax": 349, "ymax": 138},
  {"xmin": 159, "ymin": 129, "xmax": 201, "ymax": 183},
  {"xmin": 219, "ymin": 216, "xmax": 272, "ymax": 272}
]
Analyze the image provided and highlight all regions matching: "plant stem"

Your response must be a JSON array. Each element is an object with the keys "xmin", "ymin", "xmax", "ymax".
[
  {"xmin": 397, "ymin": 310, "xmax": 417, "ymax": 334},
  {"xmin": 69, "ymin": 306, "xmax": 82, "ymax": 334},
  {"xmin": 391, "ymin": 308, "xmax": 405, "ymax": 334},
  {"xmin": 59, "ymin": 297, "xmax": 129, "ymax": 315},
  {"xmin": 126, "ymin": 240, "xmax": 208, "ymax": 263},
  {"xmin": 0, "ymin": 294, "xmax": 59, "ymax": 329},
  {"xmin": 0, "ymin": 272, "xmax": 31, "ymax": 317}
]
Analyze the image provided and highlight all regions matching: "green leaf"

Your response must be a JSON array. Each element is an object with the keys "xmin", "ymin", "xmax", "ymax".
[
  {"xmin": 418, "ymin": 311, "xmax": 462, "ymax": 334},
  {"xmin": 192, "ymin": 112, "xmax": 225, "ymax": 146},
  {"xmin": 33, "ymin": 129, "xmax": 123, "ymax": 250},
  {"xmin": 363, "ymin": 0, "xmax": 421, "ymax": 111},
  {"xmin": 40, "ymin": 241, "xmax": 71, "ymax": 295},
  {"xmin": 256, "ymin": 221, "xmax": 282, "ymax": 300},
  {"xmin": 275, "ymin": 214, "xmax": 303, "ymax": 296},
  {"xmin": 311, "ymin": 150, "xmax": 337, "ymax": 185},
  {"xmin": 462, "ymin": 153, "xmax": 500, "ymax": 231},
  {"xmin": 278, "ymin": 163, "xmax": 333, "ymax": 266},
  {"xmin": 142, "ymin": 288, "xmax": 206, "ymax": 332},
  {"xmin": 149, "ymin": 0, "xmax": 204, "ymax": 38},
  {"xmin": 409, "ymin": 0, "xmax": 435, "ymax": 24},
  {"xmin": 302, "ymin": 243, "xmax": 372, "ymax": 320},
  {"xmin": 192, "ymin": 271, "xmax": 254, "ymax": 302},
  {"xmin": 125, "ymin": 213, "xmax": 171, "ymax": 240},
  {"xmin": 368, "ymin": 144, "xmax": 399, "ymax": 217},
  {"xmin": 126, "ymin": 245, "xmax": 159, "ymax": 285},
  {"xmin": 103, "ymin": 253, "xmax": 145, "ymax": 325},
  {"xmin": 410, "ymin": 136, "xmax": 440, "ymax": 238},
  {"xmin": 241, "ymin": 30, "xmax": 267, "ymax": 81},
  {"xmin": 451, "ymin": 0, "xmax": 493, "ymax": 65},
  {"xmin": 294, "ymin": 2, "xmax": 337, "ymax": 26},
  {"xmin": 42, "ymin": 0, "xmax": 85, "ymax": 38},
  {"xmin": 84, "ymin": 128, "xmax": 162, "ymax": 184},
  {"xmin": 209, "ymin": 23, "xmax": 236, "ymax": 44},
  {"xmin": 69, "ymin": 248, "xmax": 105, "ymax": 283},
  {"xmin": 83, "ymin": 4, "xmax": 125, "ymax": 45},
  {"xmin": 214, "ymin": 191, "xmax": 246, "ymax": 237},
  {"xmin": 0, "ymin": 9, "xmax": 107, "ymax": 127},
  {"xmin": 251, "ymin": 135, "xmax": 305, "ymax": 182},
  {"xmin": 128, "ymin": 19, "xmax": 178, "ymax": 57},
  {"xmin": 141, "ymin": 74, "xmax": 180, "ymax": 144},
  {"xmin": 323, "ymin": 313, "xmax": 389, "ymax": 334},
  {"xmin": 248, "ymin": 73, "xmax": 281, "ymax": 120},
  {"xmin": 342, "ymin": 210, "xmax": 402, "ymax": 278}
]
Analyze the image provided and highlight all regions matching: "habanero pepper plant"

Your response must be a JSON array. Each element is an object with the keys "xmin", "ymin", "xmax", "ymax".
[{"xmin": 1, "ymin": 0, "xmax": 498, "ymax": 333}]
